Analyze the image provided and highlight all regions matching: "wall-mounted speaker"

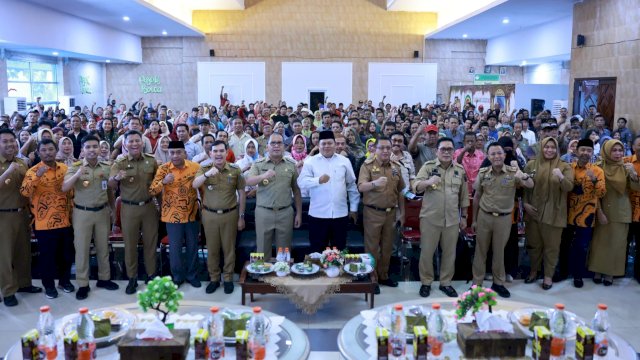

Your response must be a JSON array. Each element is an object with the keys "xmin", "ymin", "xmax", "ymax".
[
  {"xmin": 577, "ymin": 34, "xmax": 585, "ymax": 47},
  {"xmin": 209, "ymin": 49, "xmax": 215, "ymax": 57},
  {"xmin": 413, "ymin": 50, "xmax": 420, "ymax": 58}
]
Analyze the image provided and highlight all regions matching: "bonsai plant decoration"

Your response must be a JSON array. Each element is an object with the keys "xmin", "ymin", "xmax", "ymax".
[
  {"xmin": 454, "ymin": 285, "xmax": 497, "ymax": 320},
  {"xmin": 137, "ymin": 276, "xmax": 184, "ymax": 323}
]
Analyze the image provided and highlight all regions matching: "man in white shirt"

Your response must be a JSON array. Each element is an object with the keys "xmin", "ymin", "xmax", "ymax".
[
  {"xmin": 175, "ymin": 123, "xmax": 201, "ymax": 160},
  {"xmin": 520, "ymin": 118, "xmax": 537, "ymax": 146},
  {"xmin": 228, "ymin": 117, "xmax": 251, "ymax": 158},
  {"xmin": 298, "ymin": 131, "xmax": 360, "ymax": 252}
]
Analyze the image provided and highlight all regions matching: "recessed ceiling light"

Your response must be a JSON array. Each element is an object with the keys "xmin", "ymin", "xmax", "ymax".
[
  {"xmin": 502, "ymin": 18, "xmax": 510, "ymax": 24},
  {"xmin": 520, "ymin": 60, "xmax": 527, "ymax": 66},
  {"xmin": 106, "ymin": 59, "xmax": 111, "ymax": 63},
  {"xmin": 462, "ymin": 34, "xmax": 468, "ymax": 38},
  {"xmin": 162, "ymin": 30, "xmax": 168, "ymax": 36},
  {"xmin": 123, "ymin": 16, "xmax": 130, "ymax": 21},
  {"xmin": 52, "ymin": 51, "xmax": 59, "ymax": 56}
]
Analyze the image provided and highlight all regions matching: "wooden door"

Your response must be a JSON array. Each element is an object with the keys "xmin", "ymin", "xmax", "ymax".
[{"xmin": 573, "ymin": 78, "xmax": 617, "ymax": 128}]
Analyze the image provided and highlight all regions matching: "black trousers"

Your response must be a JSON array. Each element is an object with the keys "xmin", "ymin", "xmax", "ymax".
[
  {"xmin": 34, "ymin": 227, "xmax": 74, "ymax": 289},
  {"xmin": 308, "ymin": 215, "xmax": 348, "ymax": 253}
]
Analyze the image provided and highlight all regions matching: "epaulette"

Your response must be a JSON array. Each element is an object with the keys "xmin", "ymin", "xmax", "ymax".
[
  {"xmin": 423, "ymin": 159, "xmax": 437, "ymax": 165},
  {"xmin": 478, "ymin": 167, "xmax": 491, "ymax": 173},
  {"xmin": 364, "ymin": 157, "xmax": 375, "ymax": 165},
  {"xmin": 72, "ymin": 160, "xmax": 82, "ymax": 166},
  {"xmin": 390, "ymin": 160, "xmax": 403, "ymax": 167},
  {"xmin": 114, "ymin": 156, "xmax": 126, "ymax": 163},
  {"xmin": 255, "ymin": 157, "xmax": 267, "ymax": 163},
  {"xmin": 453, "ymin": 162, "xmax": 465, "ymax": 169},
  {"xmin": 143, "ymin": 153, "xmax": 155, "ymax": 158},
  {"xmin": 228, "ymin": 163, "xmax": 239, "ymax": 168},
  {"xmin": 14, "ymin": 158, "xmax": 27, "ymax": 167},
  {"xmin": 99, "ymin": 161, "xmax": 111, "ymax": 166},
  {"xmin": 283, "ymin": 157, "xmax": 296, "ymax": 164}
]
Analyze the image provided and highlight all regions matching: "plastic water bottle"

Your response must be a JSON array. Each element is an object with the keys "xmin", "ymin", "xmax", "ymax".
[
  {"xmin": 207, "ymin": 306, "xmax": 225, "ymax": 359},
  {"xmin": 550, "ymin": 303, "xmax": 569, "ymax": 359},
  {"xmin": 276, "ymin": 247, "xmax": 284, "ymax": 262},
  {"xmin": 77, "ymin": 307, "xmax": 96, "ymax": 360},
  {"xmin": 284, "ymin": 247, "xmax": 291, "ymax": 263},
  {"xmin": 592, "ymin": 303, "xmax": 610, "ymax": 357},
  {"xmin": 427, "ymin": 303, "xmax": 445, "ymax": 359},
  {"xmin": 37, "ymin": 306, "xmax": 58, "ymax": 360},
  {"xmin": 248, "ymin": 306, "xmax": 266, "ymax": 360},
  {"xmin": 389, "ymin": 304, "xmax": 406, "ymax": 359}
]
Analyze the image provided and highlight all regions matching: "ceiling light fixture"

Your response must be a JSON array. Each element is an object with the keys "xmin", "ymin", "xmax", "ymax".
[
  {"xmin": 123, "ymin": 16, "xmax": 130, "ymax": 21},
  {"xmin": 462, "ymin": 34, "xmax": 468, "ymax": 38},
  {"xmin": 502, "ymin": 18, "xmax": 510, "ymax": 24},
  {"xmin": 106, "ymin": 59, "xmax": 111, "ymax": 63},
  {"xmin": 520, "ymin": 60, "xmax": 527, "ymax": 66},
  {"xmin": 162, "ymin": 30, "xmax": 168, "ymax": 36},
  {"xmin": 52, "ymin": 51, "xmax": 59, "ymax": 56}
]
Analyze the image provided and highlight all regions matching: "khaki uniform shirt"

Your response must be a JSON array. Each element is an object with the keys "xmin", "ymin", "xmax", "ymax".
[
  {"xmin": 473, "ymin": 165, "xmax": 523, "ymax": 214},
  {"xmin": 110, "ymin": 153, "xmax": 157, "ymax": 202},
  {"xmin": 247, "ymin": 156, "xmax": 298, "ymax": 208},
  {"xmin": 66, "ymin": 159, "xmax": 111, "ymax": 207},
  {"xmin": 256, "ymin": 135, "xmax": 268, "ymax": 156},
  {"xmin": 358, "ymin": 157, "xmax": 405, "ymax": 209},
  {"xmin": 413, "ymin": 159, "xmax": 469, "ymax": 227},
  {"xmin": 197, "ymin": 162, "xmax": 245, "ymax": 209},
  {"xmin": 0, "ymin": 156, "xmax": 28, "ymax": 209}
]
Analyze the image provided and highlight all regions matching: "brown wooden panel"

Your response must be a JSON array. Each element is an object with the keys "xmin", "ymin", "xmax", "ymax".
[{"xmin": 597, "ymin": 81, "xmax": 617, "ymax": 128}]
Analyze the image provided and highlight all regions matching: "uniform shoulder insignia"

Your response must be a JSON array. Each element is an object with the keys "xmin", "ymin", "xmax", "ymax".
[
  {"xmin": 478, "ymin": 167, "xmax": 490, "ymax": 173},
  {"xmin": 228, "ymin": 163, "xmax": 239, "ymax": 168},
  {"xmin": 255, "ymin": 157, "xmax": 267, "ymax": 163},
  {"xmin": 114, "ymin": 156, "xmax": 125, "ymax": 163},
  {"xmin": 453, "ymin": 162, "xmax": 464, "ymax": 169},
  {"xmin": 143, "ymin": 153, "xmax": 155, "ymax": 158},
  {"xmin": 284, "ymin": 157, "xmax": 296, "ymax": 164},
  {"xmin": 364, "ymin": 157, "xmax": 375, "ymax": 165},
  {"xmin": 390, "ymin": 160, "xmax": 403, "ymax": 167},
  {"xmin": 99, "ymin": 160, "xmax": 111, "ymax": 166},
  {"xmin": 424, "ymin": 159, "xmax": 437, "ymax": 165},
  {"xmin": 72, "ymin": 160, "xmax": 82, "ymax": 166}
]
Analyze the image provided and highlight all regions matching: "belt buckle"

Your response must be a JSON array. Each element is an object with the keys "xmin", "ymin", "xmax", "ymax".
[
  {"xmin": 385, "ymin": 208, "xmax": 391, "ymax": 213},
  {"xmin": 491, "ymin": 212, "xmax": 499, "ymax": 217},
  {"xmin": 138, "ymin": 201, "xmax": 145, "ymax": 206},
  {"xmin": 216, "ymin": 210, "xmax": 223, "ymax": 214}
]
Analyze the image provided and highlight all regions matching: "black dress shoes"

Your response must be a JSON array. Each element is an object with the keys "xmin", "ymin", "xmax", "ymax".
[
  {"xmin": 96, "ymin": 280, "xmax": 119, "ymax": 290},
  {"xmin": 206, "ymin": 282, "xmax": 220, "ymax": 294},
  {"xmin": 76, "ymin": 286, "xmax": 90, "ymax": 300},
  {"xmin": 542, "ymin": 283, "xmax": 553, "ymax": 290},
  {"xmin": 224, "ymin": 282, "xmax": 234, "ymax": 294},
  {"xmin": 524, "ymin": 277, "xmax": 537, "ymax": 284},
  {"xmin": 3, "ymin": 295, "xmax": 18, "ymax": 307},
  {"xmin": 419, "ymin": 285, "xmax": 431, "ymax": 298},
  {"xmin": 439, "ymin": 285, "xmax": 458, "ymax": 298},
  {"xmin": 125, "ymin": 278, "xmax": 138, "ymax": 295},
  {"xmin": 593, "ymin": 277, "xmax": 603, "ymax": 284},
  {"xmin": 58, "ymin": 282, "xmax": 75, "ymax": 293},
  {"xmin": 188, "ymin": 278, "xmax": 202, "ymax": 288},
  {"xmin": 491, "ymin": 283, "xmax": 511, "ymax": 298},
  {"xmin": 379, "ymin": 278, "xmax": 399, "ymax": 287},
  {"xmin": 603, "ymin": 279, "xmax": 613, "ymax": 286},
  {"xmin": 17, "ymin": 285, "xmax": 42, "ymax": 293},
  {"xmin": 573, "ymin": 279, "xmax": 584, "ymax": 288}
]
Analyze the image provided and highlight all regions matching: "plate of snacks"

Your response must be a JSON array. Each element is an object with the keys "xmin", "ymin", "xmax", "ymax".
[
  {"xmin": 343, "ymin": 262, "xmax": 373, "ymax": 276},
  {"xmin": 291, "ymin": 261, "xmax": 320, "ymax": 275},
  {"xmin": 509, "ymin": 307, "xmax": 582, "ymax": 339},
  {"xmin": 221, "ymin": 309, "xmax": 271, "ymax": 344},
  {"xmin": 56, "ymin": 308, "xmax": 135, "ymax": 346},
  {"xmin": 246, "ymin": 261, "xmax": 273, "ymax": 275}
]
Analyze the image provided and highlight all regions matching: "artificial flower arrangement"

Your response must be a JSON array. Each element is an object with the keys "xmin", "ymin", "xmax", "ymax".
[
  {"xmin": 320, "ymin": 248, "xmax": 345, "ymax": 268},
  {"xmin": 273, "ymin": 261, "xmax": 291, "ymax": 275},
  {"xmin": 137, "ymin": 276, "xmax": 184, "ymax": 323},
  {"xmin": 454, "ymin": 285, "xmax": 497, "ymax": 320}
]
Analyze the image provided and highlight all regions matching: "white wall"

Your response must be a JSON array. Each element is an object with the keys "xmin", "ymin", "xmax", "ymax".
[
  {"xmin": 514, "ymin": 84, "xmax": 569, "ymax": 113},
  {"xmin": 524, "ymin": 62, "xmax": 571, "ymax": 85},
  {"xmin": 486, "ymin": 17, "xmax": 572, "ymax": 66},
  {"xmin": 281, "ymin": 62, "xmax": 352, "ymax": 106},
  {"xmin": 368, "ymin": 63, "xmax": 438, "ymax": 105},
  {"xmin": 0, "ymin": 0, "xmax": 142, "ymax": 63},
  {"xmin": 197, "ymin": 62, "xmax": 266, "ymax": 105},
  {"xmin": 63, "ymin": 60, "xmax": 107, "ymax": 110}
]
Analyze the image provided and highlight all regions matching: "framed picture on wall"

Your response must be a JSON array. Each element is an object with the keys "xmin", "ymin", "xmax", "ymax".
[
  {"xmin": 484, "ymin": 65, "xmax": 491, "ymax": 74},
  {"xmin": 468, "ymin": 67, "xmax": 475, "ymax": 74},
  {"xmin": 499, "ymin": 66, "xmax": 507, "ymax": 75}
]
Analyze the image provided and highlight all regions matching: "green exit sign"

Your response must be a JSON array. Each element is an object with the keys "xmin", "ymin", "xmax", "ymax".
[{"xmin": 474, "ymin": 74, "xmax": 501, "ymax": 84}]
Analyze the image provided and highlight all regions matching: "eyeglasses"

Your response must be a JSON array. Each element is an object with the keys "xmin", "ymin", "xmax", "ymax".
[
  {"xmin": 376, "ymin": 146, "xmax": 392, "ymax": 150},
  {"xmin": 269, "ymin": 141, "xmax": 283, "ymax": 146},
  {"xmin": 438, "ymin": 147, "xmax": 454, "ymax": 153}
]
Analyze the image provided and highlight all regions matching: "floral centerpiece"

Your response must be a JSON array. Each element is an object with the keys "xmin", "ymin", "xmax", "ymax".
[
  {"xmin": 320, "ymin": 248, "xmax": 345, "ymax": 268},
  {"xmin": 454, "ymin": 285, "xmax": 497, "ymax": 320},
  {"xmin": 137, "ymin": 276, "xmax": 184, "ymax": 323},
  {"xmin": 273, "ymin": 261, "xmax": 290, "ymax": 276}
]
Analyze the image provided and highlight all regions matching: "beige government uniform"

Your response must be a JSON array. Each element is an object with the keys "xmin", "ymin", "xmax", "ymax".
[
  {"xmin": 66, "ymin": 159, "xmax": 112, "ymax": 287},
  {"xmin": 0, "ymin": 156, "xmax": 32, "ymax": 297},
  {"xmin": 197, "ymin": 162, "xmax": 245, "ymax": 282},
  {"xmin": 247, "ymin": 156, "xmax": 298, "ymax": 254},
  {"xmin": 110, "ymin": 153, "xmax": 159, "ymax": 279},
  {"xmin": 472, "ymin": 165, "xmax": 523, "ymax": 286},
  {"xmin": 359, "ymin": 157, "xmax": 405, "ymax": 281},
  {"xmin": 413, "ymin": 159, "xmax": 469, "ymax": 286}
]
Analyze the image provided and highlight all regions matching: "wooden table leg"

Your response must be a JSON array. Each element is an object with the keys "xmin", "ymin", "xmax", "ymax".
[
  {"xmin": 370, "ymin": 289, "xmax": 375, "ymax": 308},
  {"xmin": 250, "ymin": 293, "xmax": 254, "ymax": 302},
  {"xmin": 241, "ymin": 289, "xmax": 246, "ymax": 305},
  {"xmin": 365, "ymin": 293, "xmax": 368, "ymax": 302}
]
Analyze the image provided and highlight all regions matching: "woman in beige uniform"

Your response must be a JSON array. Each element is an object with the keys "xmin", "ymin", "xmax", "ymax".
[
  {"xmin": 523, "ymin": 137, "xmax": 574, "ymax": 290},
  {"xmin": 589, "ymin": 139, "xmax": 640, "ymax": 286}
]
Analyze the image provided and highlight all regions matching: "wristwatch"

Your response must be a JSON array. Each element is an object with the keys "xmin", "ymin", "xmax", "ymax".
[{"xmin": 240, "ymin": 212, "xmax": 245, "ymax": 218}]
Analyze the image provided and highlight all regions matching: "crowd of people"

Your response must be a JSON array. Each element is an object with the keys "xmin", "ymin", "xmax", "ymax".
[{"xmin": 0, "ymin": 87, "xmax": 639, "ymax": 307}]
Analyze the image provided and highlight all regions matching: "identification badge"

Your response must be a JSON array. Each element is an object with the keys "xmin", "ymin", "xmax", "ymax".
[
  {"xmin": 207, "ymin": 185, "xmax": 214, "ymax": 191},
  {"xmin": 102, "ymin": 180, "xmax": 108, "ymax": 190},
  {"xmin": 228, "ymin": 174, "xmax": 233, "ymax": 184},
  {"xmin": 82, "ymin": 180, "xmax": 90, "ymax": 187},
  {"xmin": 4, "ymin": 178, "xmax": 10, "ymax": 185}
]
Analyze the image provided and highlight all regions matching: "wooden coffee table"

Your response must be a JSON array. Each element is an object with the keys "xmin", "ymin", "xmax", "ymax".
[{"xmin": 239, "ymin": 262, "xmax": 378, "ymax": 309}]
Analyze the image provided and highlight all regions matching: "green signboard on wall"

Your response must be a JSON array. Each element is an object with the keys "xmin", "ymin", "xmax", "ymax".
[{"xmin": 473, "ymin": 74, "xmax": 501, "ymax": 84}]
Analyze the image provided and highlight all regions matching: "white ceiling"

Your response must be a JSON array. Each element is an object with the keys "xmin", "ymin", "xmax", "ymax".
[
  {"xmin": 23, "ymin": 0, "xmax": 203, "ymax": 37},
  {"xmin": 426, "ymin": 0, "xmax": 575, "ymax": 40}
]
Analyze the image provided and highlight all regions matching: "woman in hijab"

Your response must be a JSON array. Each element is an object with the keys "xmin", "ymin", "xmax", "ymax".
[
  {"xmin": 523, "ymin": 137, "xmax": 574, "ymax": 289},
  {"xmin": 345, "ymin": 127, "xmax": 365, "ymax": 160},
  {"xmin": 560, "ymin": 139, "xmax": 578, "ymax": 163},
  {"xmin": 588, "ymin": 139, "xmax": 640, "ymax": 286},
  {"xmin": 154, "ymin": 135, "xmax": 172, "ymax": 165},
  {"xmin": 98, "ymin": 140, "xmax": 112, "ymax": 163},
  {"xmin": 56, "ymin": 137, "xmax": 78, "ymax": 166},
  {"xmin": 236, "ymin": 139, "xmax": 261, "ymax": 198},
  {"xmin": 364, "ymin": 138, "xmax": 377, "ymax": 159}
]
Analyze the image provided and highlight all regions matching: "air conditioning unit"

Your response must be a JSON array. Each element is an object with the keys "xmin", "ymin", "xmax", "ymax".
[
  {"xmin": 3, "ymin": 97, "xmax": 28, "ymax": 114},
  {"xmin": 58, "ymin": 96, "xmax": 76, "ymax": 113}
]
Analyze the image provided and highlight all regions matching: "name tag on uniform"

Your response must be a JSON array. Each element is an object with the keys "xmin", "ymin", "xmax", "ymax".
[
  {"xmin": 102, "ymin": 180, "xmax": 108, "ymax": 190},
  {"xmin": 228, "ymin": 174, "xmax": 233, "ymax": 183}
]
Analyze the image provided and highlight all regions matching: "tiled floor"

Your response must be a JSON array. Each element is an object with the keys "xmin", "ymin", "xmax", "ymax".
[{"xmin": 1, "ymin": 277, "xmax": 639, "ymax": 358}]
